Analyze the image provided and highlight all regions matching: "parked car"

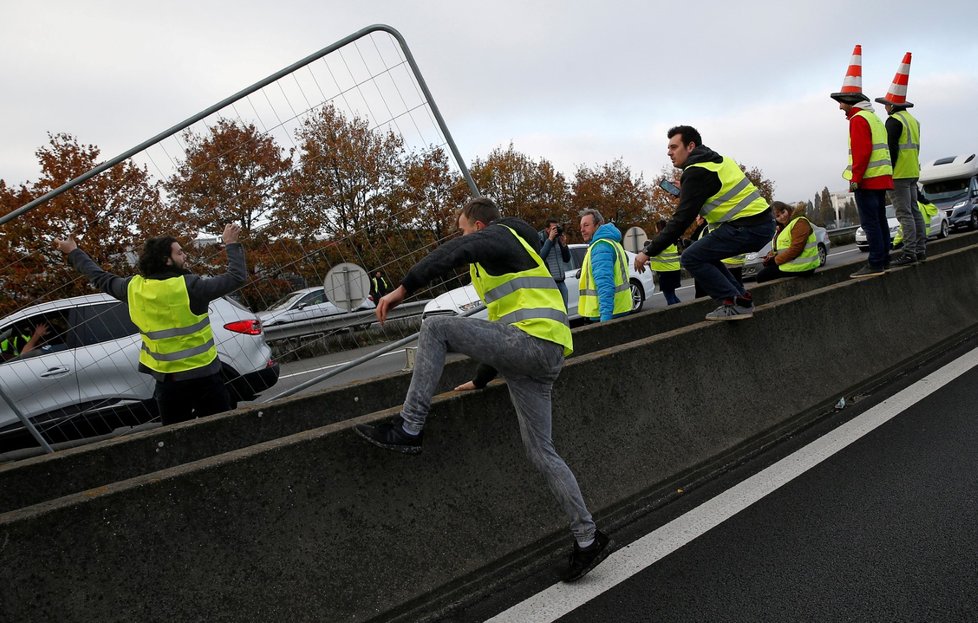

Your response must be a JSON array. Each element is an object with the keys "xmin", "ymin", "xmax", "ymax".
[
  {"xmin": 742, "ymin": 225, "xmax": 831, "ymax": 280},
  {"xmin": 854, "ymin": 204, "xmax": 949, "ymax": 252},
  {"xmin": 422, "ymin": 243, "xmax": 656, "ymax": 321},
  {"xmin": 258, "ymin": 286, "xmax": 375, "ymax": 327},
  {"xmin": 0, "ymin": 293, "xmax": 279, "ymax": 450}
]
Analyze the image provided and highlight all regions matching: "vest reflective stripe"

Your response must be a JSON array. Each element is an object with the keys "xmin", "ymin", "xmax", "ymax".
[
  {"xmin": 483, "ymin": 276, "xmax": 565, "ymax": 304},
  {"xmin": 891, "ymin": 109, "xmax": 921, "ymax": 179},
  {"xmin": 127, "ymin": 275, "xmax": 218, "ymax": 374},
  {"xmin": 579, "ymin": 238, "xmax": 631, "ymax": 318},
  {"xmin": 844, "ymin": 111, "xmax": 893, "ymax": 180},
  {"xmin": 775, "ymin": 217, "xmax": 820, "ymax": 272},
  {"xmin": 648, "ymin": 244, "xmax": 681, "ymax": 271},
  {"xmin": 142, "ymin": 338, "xmax": 217, "ymax": 362},
  {"xmin": 469, "ymin": 226, "xmax": 573, "ymax": 356},
  {"xmin": 686, "ymin": 157, "xmax": 769, "ymax": 223}
]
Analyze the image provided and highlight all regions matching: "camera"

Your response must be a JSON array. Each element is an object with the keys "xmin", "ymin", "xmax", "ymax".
[{"xmin": 555, "ymin": 225, "xmax": 564, "ymax": 236}]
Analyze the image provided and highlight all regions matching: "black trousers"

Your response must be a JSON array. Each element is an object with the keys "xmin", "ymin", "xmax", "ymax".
[
  {"xmin": 756, "ymin": 264, "xmax": 815, "ymax": 283},
  {"xmin": 155, "ymin": 372, "xmax": 232, "ymax": 425}
]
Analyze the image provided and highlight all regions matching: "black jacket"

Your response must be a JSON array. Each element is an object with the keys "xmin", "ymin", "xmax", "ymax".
[
  {"xmin": 399, "ymin": 217, "xmax": 544, "ymax": 388},
  {"xmin": 643, "ymin": 145, "xmax": 771, "ymax": 257}
]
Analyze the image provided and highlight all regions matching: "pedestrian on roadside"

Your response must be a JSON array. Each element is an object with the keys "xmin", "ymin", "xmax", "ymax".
[
  {"xmin": 354, "ymin": 197, "xmax": 613, "ymax": 582},
  {"xmin": 538, "ymin": 217, "xmax": 572, "ymax": 309},
  {"xmin": 54, "ymin": 224, "xmax": 247, "ymax": 425},
  {"xmin": 634, "ymin": 126, "xmax": 774, "ymax": 320},
  {"xmin": 370, "ymin": 270, "xmax": 392, "ymax": 302},
  {"xmin": 648, "ymin": 220, "xmax": 682, "ymax": 305},
  {"xmin": 877, "ymin": 51, "xmax": 925, "ymax": 265},
  {"xmin": 578, "ymin": 209, "xmax": 631, "ymax": 322},
  {"xmin": 830, "ymin": 44, "xmax": 894, "ymax": 278},
  {"xmin": 756, "ymin": 201, "xmax": 820, "ymax": 283}
]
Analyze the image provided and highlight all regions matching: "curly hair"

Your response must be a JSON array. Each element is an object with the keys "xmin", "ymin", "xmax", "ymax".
[{"xmin": 138, "ymin": 236, "xmax": 178, "ymax": 276}]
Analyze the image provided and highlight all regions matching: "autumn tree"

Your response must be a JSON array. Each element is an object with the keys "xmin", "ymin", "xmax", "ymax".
[
  {"xmin": 0, "ymin": 133, "xmax": 178, "ymax": 315},
  {"xmin": 282, "ymin": 104, "xmax": 405, "ymax": 242},
  {"xmin": 165, "ymin": 119, "xmax": 291, "ymax": 234},
  {"xmin": 819, "ymin": 187, "xmax": 836, "ymax": 227},
  {"xmin": 570, "ymin": 159, "xmax": 654, "ymax": 239},
  {"xmin": 469, "ymin": 143, "xmax": 568, "ymax": 227}
]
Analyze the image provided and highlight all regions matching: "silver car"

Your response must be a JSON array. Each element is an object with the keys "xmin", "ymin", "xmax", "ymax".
[
  {"xmin": 742, "ymin": 225, "xmax": 831, "ymax": 280},
  {"xmin": 0, "ymin": 293, "xmax": 279, "ymax": 450},
  {"xmin": 854, "ymin": 204, "xmax": 950, "ymax": 252},
  {"xmin": 258, "ymin": 286, "xmax": 376, "ymax": 327},
  {"xmin": 422, "ymin": 243, "xmax": 656, "ymax": 321}
]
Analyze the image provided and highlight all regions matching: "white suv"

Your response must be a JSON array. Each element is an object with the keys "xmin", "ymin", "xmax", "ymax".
[{"xmin": 0, "ymin": 293, "xmax": 279, "ymax": 450}]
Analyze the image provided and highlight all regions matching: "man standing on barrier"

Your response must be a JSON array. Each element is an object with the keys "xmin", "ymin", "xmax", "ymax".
[
  {"xmin": 354, "ymin": 197, "xmax": 613, "ymax": 582},
  {"xmin": 54, "ymin": 224, "xmax": 246, "ymax": 425}
]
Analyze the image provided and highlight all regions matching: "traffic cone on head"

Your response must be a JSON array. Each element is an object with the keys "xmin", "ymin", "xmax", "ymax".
[
  {"xmin": 875, "ymin": 52, "xmax": 914, "ymax": 108},
  {"xmin": 830, "ymin": 44, "xmax": 869, "ymax": 104}
]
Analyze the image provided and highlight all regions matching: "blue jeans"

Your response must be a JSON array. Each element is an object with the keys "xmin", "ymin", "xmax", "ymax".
[
  {"xmin": 855, "ymin": 189, "xmax": 890, "ymax": 268},
  {"xmin": 662, "ymin": 289, "xmax": 680, "ymax": 305},
  {"xmin": 555, "ymin": 279, "xmax": 569, "ymax": 310},
  {"xmin": 681, "ymin": 218, "xmax": 775, "ymax": 301}
]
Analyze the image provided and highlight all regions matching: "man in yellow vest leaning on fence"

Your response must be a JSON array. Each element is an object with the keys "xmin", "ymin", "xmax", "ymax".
[{"xmin": 54, "ymin": 223, "xmax": 246, "ymax": 425}]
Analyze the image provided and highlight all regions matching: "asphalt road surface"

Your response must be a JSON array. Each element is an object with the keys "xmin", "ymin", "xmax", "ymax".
[{"xmin": 460, "ymin": 337, "xmax": 978, "ymax": 623}]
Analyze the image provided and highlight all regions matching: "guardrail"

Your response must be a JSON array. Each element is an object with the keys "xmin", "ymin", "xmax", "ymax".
[{"xmin": 262, "ymin": 300, "xmax": 429, "ymax": 342}]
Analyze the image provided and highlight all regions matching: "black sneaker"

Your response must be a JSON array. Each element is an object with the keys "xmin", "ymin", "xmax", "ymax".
[
  {"xmin": 891, "ymin": 253, "xmax": 917, "ymax": 267},
  {"xmin": 916, "ymin": 252, "xmax": 927, "ymax": 262},
  {"xmin": 561, "ymin": 530, "xmax": 613, "ymax": 582},
  {"xmin": 850, "ymin": 264, "xmax": 886, "ymax": 279},
  {"xmin": 354, "ymin": 415, "xmax": 423, "ymax": 454}
]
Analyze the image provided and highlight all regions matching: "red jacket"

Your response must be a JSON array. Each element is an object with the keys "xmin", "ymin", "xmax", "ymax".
[{"xmin": 847, "ymin": 108, "xmax": 894, "ymax": 190}]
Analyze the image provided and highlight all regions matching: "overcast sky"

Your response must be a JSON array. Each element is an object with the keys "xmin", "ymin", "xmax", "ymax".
[{"xmin": 3, "ymin": 0, "xmax": 977, "ymax": 205}]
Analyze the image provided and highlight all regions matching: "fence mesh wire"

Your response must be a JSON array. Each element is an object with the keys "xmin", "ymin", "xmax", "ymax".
[{"xmin": 0, "ymin": 28, "xmax": 480, "ymax": 454}]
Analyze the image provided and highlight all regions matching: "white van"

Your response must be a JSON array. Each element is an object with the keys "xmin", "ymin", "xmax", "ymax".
[{"xmin": 919, "ymin": 154, "xmax": 978, "ymax": 231}]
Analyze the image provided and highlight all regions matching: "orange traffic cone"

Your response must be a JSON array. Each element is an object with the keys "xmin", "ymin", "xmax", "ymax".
[
  {"xmin": 830, "ymin": 44, "xmax": 869, "ymax": 103},
  {"xmin": 875, "ymin": 52, "xmax": 914, "ymax": 108}
]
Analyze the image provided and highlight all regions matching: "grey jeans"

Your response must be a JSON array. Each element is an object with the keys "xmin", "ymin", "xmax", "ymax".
[
  {"xmin": 401, "ymin": 315, "xmax": 596, "ymax": 544},
  {"xmin": 892, "ymin": 177, "xmax": 926, "ymax": 256}
]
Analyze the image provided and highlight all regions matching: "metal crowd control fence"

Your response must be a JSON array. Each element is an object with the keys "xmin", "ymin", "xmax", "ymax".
[{"xmin": 0, "ymin": 24, "xmax": 482, "ymax": 456}]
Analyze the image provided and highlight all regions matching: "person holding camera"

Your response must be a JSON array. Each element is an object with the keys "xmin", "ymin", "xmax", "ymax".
[{"xmin": 539, "ymin": 218, "xmax": 572, "ymax": 309}]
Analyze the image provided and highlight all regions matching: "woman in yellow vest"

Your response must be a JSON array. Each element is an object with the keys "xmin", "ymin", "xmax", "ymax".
[
  {"xmin": 757, "ymin": 202, "xmax": 820, "ymax": 283},
  {"xmin": 55, "ymin": 224, "xmax": 246, "ymax": 425},
  {"xmin": 354, "ymin": 197, "xmax": 612, "ymax": 582},
  {"xmin": 648, "ymin": 220, "xmax": 682, "ymax": 305}
]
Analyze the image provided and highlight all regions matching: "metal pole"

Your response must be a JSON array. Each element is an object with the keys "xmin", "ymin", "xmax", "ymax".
[
  {"xmin": 0, "ymin": 383, "xmax": 54, "ymax": 454},
  {"xmin": 1, "ymin": 23, "xmax": 480, "ymax": 226},
  {"xmin": 264, "ymin": 304, "xmax": 485, "ymax": 402}
]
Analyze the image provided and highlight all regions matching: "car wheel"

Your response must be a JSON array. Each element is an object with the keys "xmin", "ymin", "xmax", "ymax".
[
  {"xmin": 629, "ymin": 280, "xmax": 646, "ymax": 313},
  {"xmin": 939, "ymin": 220, "xmax": 949, "ymax": 239},
  {"xmin": 817, "ymin": 244, "xmax": 828, "ymax": 267},
  {"xmin": 971, "ymin": 212, "xmax": 978, "ymax": 231}
]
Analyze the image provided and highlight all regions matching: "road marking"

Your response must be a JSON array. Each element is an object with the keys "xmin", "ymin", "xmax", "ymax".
[
  {"xmin": 278, "ymin": 349, "xmax": 407, "ymax": 379},
  {"xmin": 486, "ymin": 347, "xmax": 978, "ymax": 622}
]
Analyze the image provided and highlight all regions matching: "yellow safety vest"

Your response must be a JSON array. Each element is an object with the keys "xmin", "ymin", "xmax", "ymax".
[
  {"xmin": 648, "ymin": 243, "xmax": 680, "ymax": 272},
  {"xmin": 579, "ymin": 238, "xmax": 632, "ymax": 319},
  {"xmin": 0, "ymin": 334, "xmax": 30, "ymax": 357},
  {"xmin": 893, "ymin": 201, "xmax": 937, "ymax": 245},
  {"xmin": 704, "ymin": 223, "xmax": 747, "ymax": 267},
  {"xmin": 469, "ymin": 226, "xmax": 573, "ymax": 356},
  {"xmin": 686, "ymin": 157, "xmax": 769, "ymax": 224},
  {"xmin": 774, "ymin": 217, "xmax": 820, "ymax": 272},
  {"xmin": 844, "ymin": 110, "xmax": 893, "ymax": 181},
  {"xmin": 891, "ymin": 109, "xmax": 921, "ymax": 179},
  {"xmin": 127, "ymin": 275, "xmax": 218, "ymax": 374}
]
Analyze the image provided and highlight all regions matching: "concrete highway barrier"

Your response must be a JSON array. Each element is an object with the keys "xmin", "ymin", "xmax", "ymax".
[{"xmin": 2, "ymin": 233, "xmax": 978, "ymax": 622}]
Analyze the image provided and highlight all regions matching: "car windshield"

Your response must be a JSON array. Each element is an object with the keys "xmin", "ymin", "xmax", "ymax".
[
  {"xmin": 922, "ymin": 178, "xmax": 970, "ymax": 202},
  {"xmin": 266, "ymin": 291, "xmax": 306, "ymax": 311}
]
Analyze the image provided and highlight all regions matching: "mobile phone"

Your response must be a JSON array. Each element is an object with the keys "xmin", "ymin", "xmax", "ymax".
[{"xmin": 658, "ymin": 178, "xmax": 681, "ymax": 197}]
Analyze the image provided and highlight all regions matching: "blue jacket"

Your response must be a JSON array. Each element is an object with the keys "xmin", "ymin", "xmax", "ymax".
[{"xmin": 586, "ymin": 222, "xmax": 629, "ymax": 322}]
